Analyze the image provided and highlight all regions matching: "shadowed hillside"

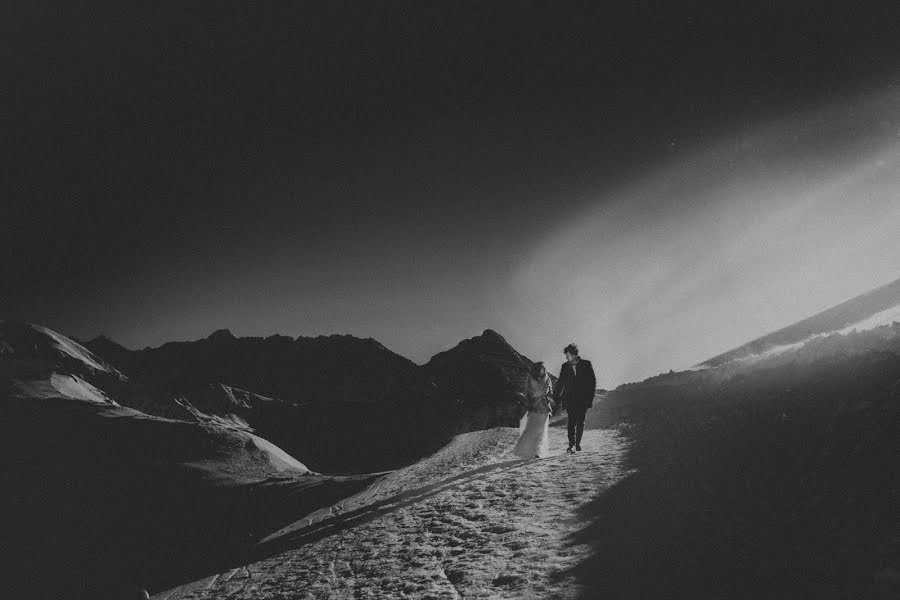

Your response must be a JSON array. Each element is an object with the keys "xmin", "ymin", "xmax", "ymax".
[
  {"xmin": 567, "ymin": 320, "xmax": 900, "ymax": 599},
  {"xmin": 0, "ymin": 322, "xmax": 380, "ymax": 599}
]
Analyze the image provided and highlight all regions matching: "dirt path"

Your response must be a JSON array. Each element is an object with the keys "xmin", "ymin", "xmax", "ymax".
[{"xmin": 153, "ymin": 422, "xmax": 630, "ymax": 599}]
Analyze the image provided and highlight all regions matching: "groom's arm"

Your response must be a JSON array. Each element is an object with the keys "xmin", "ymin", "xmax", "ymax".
[
  {"xmin": 584, "ymin": 360, "xmax": 597, "ymax": 407},
  {"xmin": 555, "ymin": 365, "xmax": 569, "ymax": 406}
]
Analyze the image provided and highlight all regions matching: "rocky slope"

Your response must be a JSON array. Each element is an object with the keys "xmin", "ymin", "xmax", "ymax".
[{"xmin": 424, "ymin": 328, "xmax": 543, "ymax": 430}]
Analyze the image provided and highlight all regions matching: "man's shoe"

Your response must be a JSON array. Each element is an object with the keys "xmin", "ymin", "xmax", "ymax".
[
  {"xmin": 575, "ymin": 444, "xmax": 582, "ymax": 452},
  {"xmin": 566, "ymin": 446, "xmax": 575, "ymax": 454}
]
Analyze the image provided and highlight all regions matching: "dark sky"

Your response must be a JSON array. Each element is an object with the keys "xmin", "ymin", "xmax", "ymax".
[{"xmin": 4, "ymin": 2, "xmax": 900, "ymax": 385}]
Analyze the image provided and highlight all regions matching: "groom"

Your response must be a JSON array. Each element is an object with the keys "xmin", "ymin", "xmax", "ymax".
[{"xmin": 555, "ymin": 343, "xmax": 597, "ymax": 454}]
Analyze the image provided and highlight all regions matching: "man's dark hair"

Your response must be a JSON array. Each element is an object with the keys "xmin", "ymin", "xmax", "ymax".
[{"xmin": 563, "ymin": 343, "xmax": 579, "ymax": 356}]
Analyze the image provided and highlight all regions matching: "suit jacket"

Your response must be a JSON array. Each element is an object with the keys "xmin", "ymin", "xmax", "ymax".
[{"xmin": 555, "ymin": 359, "xmax": 596, "ymax": 410}]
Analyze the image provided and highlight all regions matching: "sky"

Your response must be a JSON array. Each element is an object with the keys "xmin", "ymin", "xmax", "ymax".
[{"xmin": 3, "ymin": 2, "xmax": 900, "ymax": 387}]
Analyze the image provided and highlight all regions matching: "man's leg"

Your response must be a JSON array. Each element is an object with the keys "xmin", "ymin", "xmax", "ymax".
[
  {"xmin": 567, "ymin": 410, "xmax": 577, "ymax": 450},
  {"xmin": 575, "ymin": 411, "xmax": 586, "ymax": 449}
]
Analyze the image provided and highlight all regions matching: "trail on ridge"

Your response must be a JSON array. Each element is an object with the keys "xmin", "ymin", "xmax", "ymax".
[{"xmin": 154, "ymin": 420, "xmax": 629, "ymax": 600}]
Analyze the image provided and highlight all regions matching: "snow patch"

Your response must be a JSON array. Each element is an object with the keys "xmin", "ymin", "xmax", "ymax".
[
  {"xmin": 247, "ymin": 432, "xmax": 310, "ymax": 474},
  {"xmin": 49, "ymin": 373, "xmax": 118, "ymax": 404},
  {"xmin": 837, "ymin": 303, "xmax": 900, "ymax": 334},
  {"xmin": 13, "ymin": 373, "xmax": 119, "ymax": 405},
  {"xmin": 33, "ymin": 324, "xmax": 116, "ymax": 373}
]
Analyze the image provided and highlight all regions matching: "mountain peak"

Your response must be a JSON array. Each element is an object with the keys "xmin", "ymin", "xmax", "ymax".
[
  {"xmin": 429, "ymin": 328, "xmax": 518, "ymax": 361},
  {"xmin": 424, "ymin": 327, "xmax": 536, "ymax": 429},
  {"xmin": 207, "ymin": 328, "xmax": 236, "ymax": 343},
  {"xmin": 479, "ymin": 329, "xmax": 508, "ymax": 344},
  {"xmin": 87, "ymin": 334, "xmax": 128, "ymax": 351}
]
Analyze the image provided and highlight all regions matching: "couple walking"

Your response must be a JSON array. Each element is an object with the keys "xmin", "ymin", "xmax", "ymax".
[{"xmin": 513, "ymin": 343, "xmax": 596, "ymax": 459}]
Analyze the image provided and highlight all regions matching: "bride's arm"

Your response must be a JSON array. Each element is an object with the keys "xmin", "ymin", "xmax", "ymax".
[
  {"xmin": 546, "ymin": 378, "xmax": 555, "ymax": 413},
  {"xmin": 521, "ymin": 374, "xmax": 534, "ymax": 411}
]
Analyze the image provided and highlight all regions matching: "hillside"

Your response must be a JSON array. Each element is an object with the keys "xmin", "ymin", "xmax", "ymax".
[
  {"xmin": 700, "ymin": 275, "xmax": 900, "ymax": 367},
  {"xmin": 150, "ymin": 419, "xmax": 630, "ymax": 600},
  {"xmin": 582, "ymin": 318, "xmax": 900, "ymax": 597},
  {"xmin": 0, "ymin": 322, "xmax": 381, "ymax": 599}
]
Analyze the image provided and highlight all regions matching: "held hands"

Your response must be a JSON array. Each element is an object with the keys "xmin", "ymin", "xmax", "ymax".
[{"xmin": 513, "ymin": 392, "xmax": 526, "ymax": 416}]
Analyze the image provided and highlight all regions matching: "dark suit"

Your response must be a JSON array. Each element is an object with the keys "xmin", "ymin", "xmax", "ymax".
[{"xmin": 555, "ymin": 358, "xmax": 596, "ymax": 448}]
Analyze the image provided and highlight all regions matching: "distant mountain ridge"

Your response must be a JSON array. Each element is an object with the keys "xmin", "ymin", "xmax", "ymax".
[
  {"xmin": 90, "ymin": 327, "xmax": 426, "ymax": 405},
  {"xmin": 79, "ymin": 326, "xmax": 543, "ymax": 472}
]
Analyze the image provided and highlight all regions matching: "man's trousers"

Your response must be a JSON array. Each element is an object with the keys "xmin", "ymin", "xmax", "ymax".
[{"xmin": 567, "ymin": 405, "xmax": 587, "ymax": 448}]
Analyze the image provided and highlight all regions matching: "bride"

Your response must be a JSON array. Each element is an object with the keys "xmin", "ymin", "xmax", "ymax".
[{"xmin": 513, "ymin": 362, "xmax": 555, "ymax": 459}]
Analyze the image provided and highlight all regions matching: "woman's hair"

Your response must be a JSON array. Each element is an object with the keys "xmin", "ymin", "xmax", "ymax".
[
  {"xmin": 530, "ymin": 361, "xmax": 547, "ymax": 379},
  {"xmin": 563, "ymin": 343, "xmax": 579, "ymax": 356}
]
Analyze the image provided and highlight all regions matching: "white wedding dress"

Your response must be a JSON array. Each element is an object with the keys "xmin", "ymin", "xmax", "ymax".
[{"xmin": 513, "ymin": 374, "xmax": 553, "ymax": 459}]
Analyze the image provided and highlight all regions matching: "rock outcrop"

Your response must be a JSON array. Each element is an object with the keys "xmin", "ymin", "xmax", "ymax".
[{"xmin": 425, "ymin": 329, "xmax": 541, "ymax": 430}]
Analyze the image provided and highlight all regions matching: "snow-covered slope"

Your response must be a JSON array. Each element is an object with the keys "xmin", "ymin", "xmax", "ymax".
[
  {"xmin": 12, "ymin": 372, "xmax": 118, "ymax": 405},
  {"xmin": 0, "ymin": 322, "xmax": 393, "ymax": 598},
  {"xmin": 1, "ymin": 321, "xmax": 312, "ymax": 478},
  {"xmin": 1, "ymin": 320, "xmax": 126, "ymax": 380},
  {"xmin": 152, "ymin": 422, "xmax": 630, "ymax": 600}
]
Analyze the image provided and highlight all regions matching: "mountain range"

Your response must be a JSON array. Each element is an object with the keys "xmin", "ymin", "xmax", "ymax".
[
  {"xmin": 77, "ymin": 327, "xmax": 542, "ymax": 473},
  {"xmin": 3, "ymin": 274, "xmax": 898, "ymax": 598},
  {"xmin": 1, "ymin": 322, "xmax": 545, "ymax": 597}
]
